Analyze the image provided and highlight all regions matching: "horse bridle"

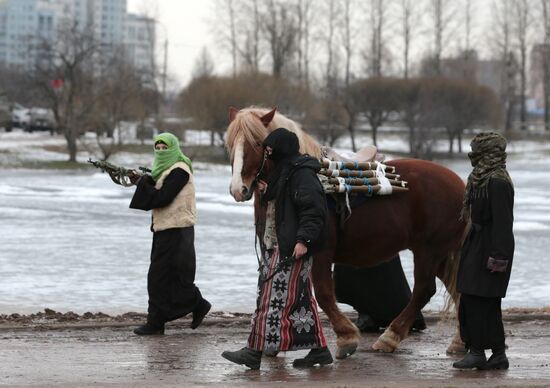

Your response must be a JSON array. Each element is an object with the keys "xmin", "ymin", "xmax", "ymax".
[{"xmin": 250, "ymin": 148, "xmax": 268, "ymax": 193}]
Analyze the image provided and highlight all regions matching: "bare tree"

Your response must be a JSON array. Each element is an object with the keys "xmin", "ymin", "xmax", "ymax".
[
  {"xmin": 192, "ymin": 47, "xmax": 215, "ymax": 79},
  {"xmin": 84, "ymin": 54, "xmax": 158, "ymax": 159},
  {"xmin": 340, "ymin": 0, "xmax": 359, "ymax": 151},
  {"xmin": 463, "ymin": 0, "xmax": 475, "ymax": 52},
  {"xmin": 512, "ymin": 0, "xmax": 531, "ymax": 131},
  {"xmin": 397, "ymin": 0, "xmax": 420, "ymax": 79},
  {"xmin": 350, "ymin": 77, "xmax": 401, "ymax": 147},
  {"xmin": 238, "ymin": 0, "xmax": 262, "ymax": 73},
  {"xmin": 264, "ymin": 0, "xmax": 298, "ymax": 77},
  {"xmin": 214, "ymin": 0, "xmax": 239, "ymax": 77},
  {"xmin": 295, "ymin": 0, "xmax": 314, "ymax": 87},
  {"xmin": 33, "ymin": 23, "xmax": 99, "ymax": 162},
  {"xmin": 424, "ymin": 0, "xmax": 457, "ymax": 76},
  {"xmin": 541, "ymin": 0, "xmax": 550, "ymax": 130},
  {"xmin": 492, "ymin": 0, "xmax": 518, "ymax": 133},
  {"xmin": 341, "ymin": 0, "xmax": 356, "ymax": 87},
  {"xmin": 323, "ymin": 0, "xmax": 340, "ymax": 86},
  {"xmin": 365, "ymin": 0, "xmax": 386, "ymax": 77}
]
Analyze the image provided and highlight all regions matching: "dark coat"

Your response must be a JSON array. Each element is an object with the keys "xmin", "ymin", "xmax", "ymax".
[
  {"xmin": 271, "ymin": 155, "xmax": 328, "ymax": 259},
  {"xmin": 457, "ymin": 177, "xmax": 515, "ymax": 298}
]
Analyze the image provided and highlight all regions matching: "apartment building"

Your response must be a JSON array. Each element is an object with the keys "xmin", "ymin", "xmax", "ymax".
[{"xmin": 0, "ymin": 0, "xmax": 154, "ymax": 72}]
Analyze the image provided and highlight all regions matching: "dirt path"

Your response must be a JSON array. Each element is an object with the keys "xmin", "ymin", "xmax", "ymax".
[{"xmin": 1, "ymin": 311, "xmax": 549, "ymax": 387}]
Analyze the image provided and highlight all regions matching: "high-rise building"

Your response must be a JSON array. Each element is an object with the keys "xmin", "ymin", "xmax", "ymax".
[
  {"xmin": 0, "ymin": 0, "xmax": 153, "ymax": 72},
  {"xmin": 90, "ymin": 0, "xmax": 126, "ymax": 47},
  {"xmin": 124, "ymin": 13, "xmax": 155, "ymax": 75}
]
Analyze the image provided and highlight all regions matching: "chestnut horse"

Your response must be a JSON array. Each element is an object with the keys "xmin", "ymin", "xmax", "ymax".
[{"xmin": 225, "ymin": 106, "xmax": 467, "ymax": 359}]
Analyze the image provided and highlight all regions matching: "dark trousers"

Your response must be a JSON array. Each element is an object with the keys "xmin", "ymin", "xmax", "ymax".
[
  {"xmin": 334, "ymin": 256, "xmax": 416, "ymax": 326},
  {"xmin": 147, "ymin": 226, "xmax": 203, "ymax": 326},
  {"xmin": 459, "ymin": 293, "xmax": 505, "ymax": 351}
]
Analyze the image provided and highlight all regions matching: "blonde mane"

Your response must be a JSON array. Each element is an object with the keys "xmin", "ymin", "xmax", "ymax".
[{"xmin": 225, "ymin": 107, "xmax": 322, "ymax": 161}]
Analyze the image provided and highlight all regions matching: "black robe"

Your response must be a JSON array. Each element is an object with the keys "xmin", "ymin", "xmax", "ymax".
[
  {"xmin": 130, "ymin": 168, "xmax": 204, "ymax": 326},
  {"xmin": 333, "ymin": 256, "xmax": 420, "ymax": 327},
  {"xmin": 457, "ymin": 177, "xmax": 514, "ymax": 351},
  {"xmin": 457, "ymin": 177, "xmax": 515, "ymax": 298}
]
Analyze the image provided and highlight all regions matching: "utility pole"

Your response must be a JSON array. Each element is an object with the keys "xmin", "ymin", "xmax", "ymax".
[{"xmin": 162, "ymin": 38, "xmax": 168, "ymax": 98}]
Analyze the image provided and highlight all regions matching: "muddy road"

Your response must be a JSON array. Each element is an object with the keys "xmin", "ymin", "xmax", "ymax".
[{"xmin": 1, "ymin": 311, "xmax": 549, "ymax": 387}]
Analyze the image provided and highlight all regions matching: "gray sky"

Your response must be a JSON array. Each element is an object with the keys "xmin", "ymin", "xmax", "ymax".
[
  {"xmin": 127, "ymin": 0, "xmax": 504, "ymax": 90},
  {"xmin": 128, "ymin": 0, "xmax": 214, "ymax": 89}
]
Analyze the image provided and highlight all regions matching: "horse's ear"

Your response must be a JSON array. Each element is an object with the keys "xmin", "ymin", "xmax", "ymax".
[
  {"xmin": 260, "ymin": 107, "xmax": 277, "ymax": 127},
  {"xmin": 229, "ymin": 106, "xmax": 239, "ymax": 123}
]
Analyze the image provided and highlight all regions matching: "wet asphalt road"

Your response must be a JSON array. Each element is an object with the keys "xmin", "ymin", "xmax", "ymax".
[{"xmin": 1, "ymin": 315, "xmax": 549, "ymax": 387}]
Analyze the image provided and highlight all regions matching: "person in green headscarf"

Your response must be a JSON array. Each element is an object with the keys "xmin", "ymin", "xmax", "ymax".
[
  {"xmin": 128, "ymin": 132, "xmax": 210, "ymax": 335},
  {"xmin": 453, "ymin": 132, "xmax": 515, "ymax": 371}
]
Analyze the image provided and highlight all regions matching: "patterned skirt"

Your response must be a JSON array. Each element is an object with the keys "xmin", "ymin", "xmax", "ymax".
[{"xmin": 247, "ymin": 248, "xmax": 327, "ymax": 353}]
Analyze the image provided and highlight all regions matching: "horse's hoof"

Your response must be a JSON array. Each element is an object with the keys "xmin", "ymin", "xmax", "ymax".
[
  {"xmin": 372, "ymin": 338, "xmax": 396, "ymax": 353},
  {"xmin": 446, "ymin": 332, "xmax": 467, "ymax": 355},
  {"xmin": 335, "ymin": 343, "xmax": 357, "ymax": 359},
  {"xmin": 372, "ymin": 328, "xmax": 400, "ymax": 353},
  {"xmin": 446, "ymin": 341, "xmax": 467, "ymax": 355}
]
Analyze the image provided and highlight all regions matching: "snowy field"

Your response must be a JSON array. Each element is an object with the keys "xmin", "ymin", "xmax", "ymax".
[{"xmin": 0, "ymin": 129, "xmax": 549, "ymax": 314}]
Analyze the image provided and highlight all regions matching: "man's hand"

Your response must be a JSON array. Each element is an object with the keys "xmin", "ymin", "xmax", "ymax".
[
  {"xmin": 128, "ymin": 170, "xmax": 141, "ymax": 185},
  {"xmin": 293, "ymin": 242, "xmax": 308, "ymax": 259},
  {"xmin": 258, "ymin": 179, "xmax": 268, "ymax": 194}
]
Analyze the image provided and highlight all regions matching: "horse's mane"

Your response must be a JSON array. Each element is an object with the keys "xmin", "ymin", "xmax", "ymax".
[{"xmin": 225, "ymin": 106, "xmax": 322, "ymax": 161}]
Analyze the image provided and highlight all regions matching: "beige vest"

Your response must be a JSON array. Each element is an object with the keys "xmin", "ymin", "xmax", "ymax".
[{"xmin": 152, "ymin": 162, "xmax": 197, "ymax": 232}]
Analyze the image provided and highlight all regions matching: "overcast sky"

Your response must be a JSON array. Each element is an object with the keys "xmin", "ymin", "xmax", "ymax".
[
  {"xmin": 127, "ymin": 0, "xmax": 215, "ymax": 90},
  {"xmin": 127, "ymin": 0, "xmax": 504, "ymax": 91}
]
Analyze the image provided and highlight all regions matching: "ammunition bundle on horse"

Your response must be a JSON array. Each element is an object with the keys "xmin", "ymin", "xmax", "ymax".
[
  {"xmin": 319, "ymin": 158, "xmax": 408, "ymax": 195},
  {"xmin": 88, "ymin": 158, "xmax": 151, "ymax": 187}
]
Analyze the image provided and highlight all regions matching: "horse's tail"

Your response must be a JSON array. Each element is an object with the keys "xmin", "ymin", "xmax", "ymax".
[
  {"xmin": 440, "ymin": 222, "xmax": 470, "ymax": 314},
  {"xmin": 441, "ymin": 249, "xmax": 461, "ymax": 314}
]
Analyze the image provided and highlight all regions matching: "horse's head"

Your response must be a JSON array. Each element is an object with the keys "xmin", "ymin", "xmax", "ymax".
[
  {"xmin": 226, "ymin": 107, "xmax": 276, "ymax": 202},
  {"xmin": 225, "ymin": 106, "xmax": 322, "ymax": 202}
]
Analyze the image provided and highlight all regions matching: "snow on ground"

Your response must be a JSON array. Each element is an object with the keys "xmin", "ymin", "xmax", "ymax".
[{"xmin": 0, "ymin": 127, "xmax": 549, "ymax": 314}]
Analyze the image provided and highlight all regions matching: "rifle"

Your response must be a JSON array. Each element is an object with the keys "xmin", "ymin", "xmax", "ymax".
[{"xmin": 88, "ymin": 158, "xmax": 151, "ymax": 187}]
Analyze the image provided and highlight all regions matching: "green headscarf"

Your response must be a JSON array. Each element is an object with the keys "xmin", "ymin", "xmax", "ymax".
[
  {"xmin": 460, "ymin": 131, "xmax": 513, "ymax": 221},
  {"xmin": 151, "ymin": 132, "xmax": 193, "ymax": 181}
]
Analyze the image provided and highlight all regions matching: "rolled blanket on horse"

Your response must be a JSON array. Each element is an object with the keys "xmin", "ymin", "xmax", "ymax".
[
  {"xmin": 319, "ymin": 157, "xmax": 407, "ymax": 196},
  {"xmin": 321, "ymin": 159, "xmax": 396, "ymax": 173},
  {"xmin": 320, "ymin": 168, "xmax": 400, "ymax": 180}
]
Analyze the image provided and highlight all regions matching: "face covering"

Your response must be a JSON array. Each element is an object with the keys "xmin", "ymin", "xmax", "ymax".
[
  {"xmin": 461, "ymin": 131, "xmax": 512, "ymax": 221},
  {"xmin": 151, "ymin": 132, "xmax": 193, "ymax": 181}
]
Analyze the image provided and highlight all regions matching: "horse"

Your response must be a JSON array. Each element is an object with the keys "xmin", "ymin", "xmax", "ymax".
[{"xmin": 225, "ymin": 106, "xmax": 467, "ymax": 359}]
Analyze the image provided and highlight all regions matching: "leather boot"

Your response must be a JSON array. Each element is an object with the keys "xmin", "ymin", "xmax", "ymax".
[
  {"xmin": 221, "ymin": 347, "xmax": 262, "ymax": 370},
  {"xmin": 293, "ymin": 347, "xmax": 333, "ymax": 368},
  {"xmin": 355, "ymin": 313, "xmax": 380, "ymax": 333},
  {"xmin": 191, "ymin": 299, "xmax": 211, "ymax": 329},
  {"xmin": 133, "ymin": 322, "xmax": 165, "ymax": 335},
  {"xmin": 411, "ymin": 315, "xmax": 427, "ymax": 332},
  {"xmin": 452, "ymin": 348, "xmax": 487, "ymax": 369},
  {"xmin": 482, "ymin": 349, "xmax": 509, "ymax": 370},
  {"xmin": 263, "ymin": 348, "xmax": 279, "ymax": 357}
]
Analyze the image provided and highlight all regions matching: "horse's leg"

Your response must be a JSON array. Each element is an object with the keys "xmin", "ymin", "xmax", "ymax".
[
  {"xmin": 435, "ymin": 250, "xmax": 467, "ymax": 354},
  {"xmin": 372, "ymin": 249, "xmax": 439, "ymax": 352},
  {"xmin": 312, "ymin": 249, "xmax": 360, "ymax": 359}
]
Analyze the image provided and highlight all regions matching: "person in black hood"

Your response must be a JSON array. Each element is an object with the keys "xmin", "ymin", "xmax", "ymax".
[
  {"xmin": 222, "ymin": 128, "xmax": 332, "ymax": 370},
  {"xmin": 453, "ymin": 132, "xmax": 515, "ymax": 370}
]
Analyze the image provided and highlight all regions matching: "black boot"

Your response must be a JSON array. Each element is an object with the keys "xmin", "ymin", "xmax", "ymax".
[
  {"xmin": 482, "ymin": 349, "xmax": 509, "ymax": 370},
  {"xmin": 221, "ymin": 347, "xmax": 262, "ymax": 370},
  {"xmin": 452, "ymin": 348, "xmax": 487, "ymax": 369},
  {"xmin": 355, "ymin": 313, "xmax": 380, "ymax": 333},
  {"xmin": 191, "ymin": 299, "xmax": 211, "ymax": 329},
  {"xmin": 293, "ymin": 347, "xmax": 333, "ymax": 368},
  {"xmin": 133, "ymin": 322, "xmax": 165, "ymax": 335},
  {"xmin": 411, "ymin": 315, "xmax": 427, "ymax": 332}
]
